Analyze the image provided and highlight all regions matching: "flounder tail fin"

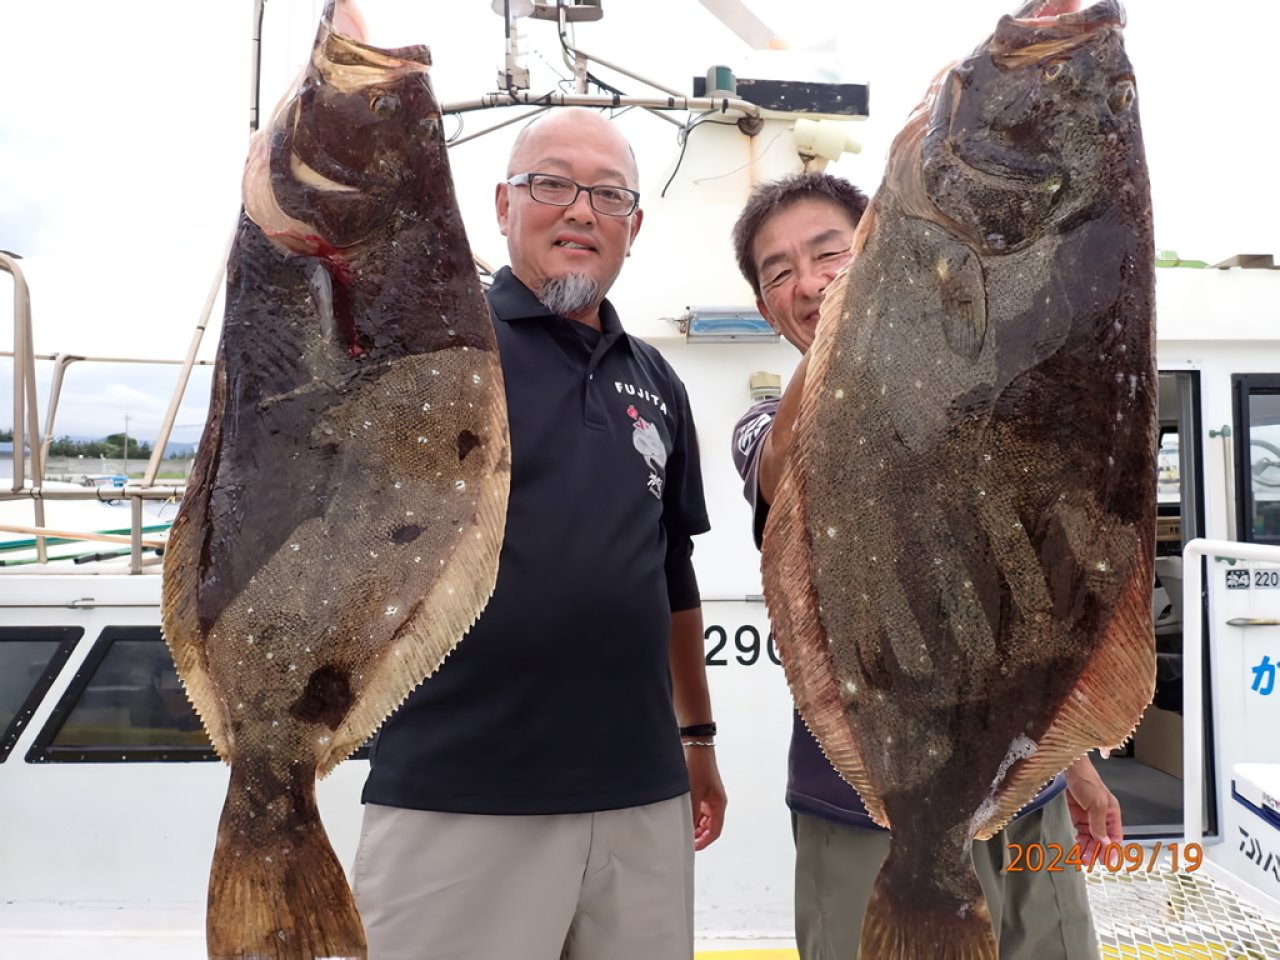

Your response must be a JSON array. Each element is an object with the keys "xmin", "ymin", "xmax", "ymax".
[
  {"xmin": 206, "ymin": 758, "xmax": 366, "ymax": 960},
  {"xmin": 860, "ymin": 846, "xmax": 997, "ymax": 960}
]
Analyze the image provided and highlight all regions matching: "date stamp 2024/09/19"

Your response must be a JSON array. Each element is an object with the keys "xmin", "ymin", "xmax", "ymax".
[{"xmin": 1005, "ymin": 841, "xmax": 1203, "ymax": 874}]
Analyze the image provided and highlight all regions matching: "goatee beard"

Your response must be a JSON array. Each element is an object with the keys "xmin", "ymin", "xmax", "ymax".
[{"xmin": 537, "ymin": 273, "xmax": 601, "ymax": 317}]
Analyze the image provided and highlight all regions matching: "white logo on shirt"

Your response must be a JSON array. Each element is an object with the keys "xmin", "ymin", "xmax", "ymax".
[
  {"xmin": 627, "ymin": 405, "xmax": 667, "ymax": 500},
  {"xmin": 735, "ymin": 412, "xmax": 774, "ymax": 456},
  {"xmin": 614, "ymin": 381, "xmax": 669, "ymax": 416}
]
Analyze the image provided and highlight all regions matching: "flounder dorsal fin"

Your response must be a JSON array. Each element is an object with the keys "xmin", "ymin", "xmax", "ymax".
[{"xmin": 762, "ymin": 254, "xmax": 890, "ymax": 828}]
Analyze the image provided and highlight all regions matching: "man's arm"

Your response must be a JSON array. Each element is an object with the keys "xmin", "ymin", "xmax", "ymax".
[
  {"xmin": 670, "ymin": 604, "xmax": 726, "ymax": 851},
  {"xmin": 757, "ymin": 353, "xmax": 810, "ymax": 505},
  {"xmin": 1063, "ymin": 754, "xmax": 1122, "ymax": 858}
]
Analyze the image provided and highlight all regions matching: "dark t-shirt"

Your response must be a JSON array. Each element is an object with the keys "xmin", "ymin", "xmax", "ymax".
[
  {"xmin": 731, "ymin": 398, "xmax": 1065, "ymax": 829},
  {"xmin": 362, "ymin": 267, "xmax": 710, "ymax": 815}
]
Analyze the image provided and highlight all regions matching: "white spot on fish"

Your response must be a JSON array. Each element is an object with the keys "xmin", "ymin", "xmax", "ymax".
[
  {"xmin": 454, "ymin": 480, "xmax": 466, "ymax": 491},
  {"xmin": 422, "ymin": 402, "xmax": 432, "ymax": 412},
  {"xmin": 418, "ymin": 437, "xmax": 428, "ymax": 443},
  {"xmin": 827, "ymin": 527, "xmax": 838, "ymax": 538},
  {"xmin": 394, "ymin": 481, "xmax": 402, "ymax": 490},
  {"xmin": 834, "ymin": 389, "xmax": 844, "ymax": 399},
  {"xmin": 971, "ymin": 734, "xmax": 1039, "ymax": 830},
  {"xmin": 370, "ymin": 551, "xmax": 379, "ymax": 558},
  {"xmin": 318, "ymin": 736, "xmax": 331, "ymax": 745},
  {"xmin": 266, "ymin": 652, "xmax": 274, "ymax": 660},
  {"xmin": 290, "ymin": 543, "xmax": 300, "ymax": 552},
  {"xmin": 472, "ymin": 373, "xmax": 482, "ymax": 384},
  {"xmin": 914, "ymin": 380, "xmax": 922, "ymax": 389},
  {"xmin": 431, "ymin": 369, "xmax": 439, "ymax": 376},
  {"xmin": 385, "ymin": 606, "xmax": 399, "ymax": 616},
  {"xmin": 1096, "ymin": 560, "xmax": 1111, "ymax": 573}
]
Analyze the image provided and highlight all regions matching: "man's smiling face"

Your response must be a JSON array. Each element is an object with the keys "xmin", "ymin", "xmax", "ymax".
[
  {"xmin": 496, "ymin": 111, "xmax": 643, "ymax": 319},
  {"xmin": 751, "ymin": 197, "xmax": 858, "ymax": 352}
]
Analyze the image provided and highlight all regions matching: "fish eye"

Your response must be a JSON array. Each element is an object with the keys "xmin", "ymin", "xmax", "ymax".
[
  {"xmin": 1042, "ymin": 61, "xmax": 1066, "ymax": 81},
  {"xmin": 371, "ymin": 93, "xmax": 401, "ymax": 117},
  {"xmin": 1109, "ymin": 80, "xmax": 1136, "ymax": 114}
]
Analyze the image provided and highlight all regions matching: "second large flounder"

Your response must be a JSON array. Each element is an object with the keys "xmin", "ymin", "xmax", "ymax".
[{"xmin": 763, "ymin": 2, "xmax": 1156, "ymax": 957}]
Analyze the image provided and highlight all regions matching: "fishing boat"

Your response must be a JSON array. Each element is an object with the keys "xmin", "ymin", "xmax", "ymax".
[{"xmin": 2, "ymin": 2, "xmax": 1279, "ymax": 957}]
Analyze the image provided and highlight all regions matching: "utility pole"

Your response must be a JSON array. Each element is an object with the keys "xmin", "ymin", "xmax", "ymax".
[{"xmin": 123, "ymin": 414, "xmax": 130, "ymax": 473}]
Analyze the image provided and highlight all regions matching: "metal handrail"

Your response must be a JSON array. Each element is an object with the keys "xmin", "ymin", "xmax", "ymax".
[
  {"xmin": 1, "ymin": 243, "xmax": 224, "ymax": 572},
  {"xmin": 2, "ymin": 251, "xmax": 50, "ymax": 561}
]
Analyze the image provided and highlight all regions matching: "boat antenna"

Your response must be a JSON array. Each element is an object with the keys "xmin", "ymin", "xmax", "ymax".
[{"xmin": 250, "ymin": 0, "xmax": 267, "ymax": 133}]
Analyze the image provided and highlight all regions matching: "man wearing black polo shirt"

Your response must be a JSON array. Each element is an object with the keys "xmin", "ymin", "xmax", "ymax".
[
  {"xmin": 729, "ymin": 173, "xmax": 1117, "ymax": 959},
  {"xmin": 353, "ymin": 108, "xmax": 725, "ymax": 960}
]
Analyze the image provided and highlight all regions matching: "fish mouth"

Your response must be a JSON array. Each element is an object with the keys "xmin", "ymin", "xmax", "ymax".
[
  {"xmin": 994, "ymin": 0, "xmax": 1125, "ymax": 62},
  {"xmin": 1008, "ymin": 0, "xmax": 1124, "ymax": 28},
  {"xmin": 317, "ymin": 0, "xmax": 431, "ymax": 80}
]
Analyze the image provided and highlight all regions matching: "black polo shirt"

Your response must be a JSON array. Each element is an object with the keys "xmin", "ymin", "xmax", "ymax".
[{"xmin": 363, "ymin": 267, "xmax": 710, "ymax": 815}]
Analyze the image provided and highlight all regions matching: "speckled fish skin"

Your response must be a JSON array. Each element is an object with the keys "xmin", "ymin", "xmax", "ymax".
[
  {"xmin": 763, "ymin": 2, "xmax": 1154, "ymax": 957},
  {"xmin": 160, "ymin": 3, "xmax": 509, "ymax": 958}
]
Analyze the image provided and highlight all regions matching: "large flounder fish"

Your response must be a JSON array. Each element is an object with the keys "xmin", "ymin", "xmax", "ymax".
[
  {"xmin": 161, "ymin": 2, "xmax": 510, "ymax": 957},
  {"xmin": 763, "ymin": 1, "xmax": 1155, "ymax": 957}
]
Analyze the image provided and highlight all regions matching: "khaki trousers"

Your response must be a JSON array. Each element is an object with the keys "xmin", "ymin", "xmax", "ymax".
[
  {"xmin": 794, "ymin": 794, "xmax": 1099, "ymax": 960},
  {"xmin": 351, "ymin": 794, "xmax": 694, "ymax": 960}
]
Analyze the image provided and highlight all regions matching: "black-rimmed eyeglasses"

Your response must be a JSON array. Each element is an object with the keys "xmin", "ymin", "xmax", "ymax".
[{"xmin": 506, "ymin": 172, "xmax": 640, "ymax": 217}]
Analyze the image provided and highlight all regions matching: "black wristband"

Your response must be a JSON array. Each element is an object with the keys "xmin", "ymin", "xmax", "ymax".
[{"xmin": 678, "ymin": 722, "xmax": 717, "ymax": 738}]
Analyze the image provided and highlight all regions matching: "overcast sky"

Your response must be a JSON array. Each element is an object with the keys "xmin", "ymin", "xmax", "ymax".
[{"xmin": 3, "ymin": 0, "xmax": 1276, "ymax": 439}]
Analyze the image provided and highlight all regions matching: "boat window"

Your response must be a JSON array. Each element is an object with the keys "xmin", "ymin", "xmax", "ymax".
[
  {"xmin": 25, "ymin": 627, "xmax": 374, "ymax": 762},
  {"xmin": 26, "ymin": 627, "xmax": 217, "ymax": 762},
  {"xmin": 1233, "ymin": 374, "xmax": 1280, "ymax": 545},
  {"xmin": 0, "ymin": 627, "xmax": 81, "ymax": 762}
]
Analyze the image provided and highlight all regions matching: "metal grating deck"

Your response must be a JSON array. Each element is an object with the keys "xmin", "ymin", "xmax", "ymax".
[{"xmin": 1089, "ymin": 867, "xmax": 1280, "ymax": 959}]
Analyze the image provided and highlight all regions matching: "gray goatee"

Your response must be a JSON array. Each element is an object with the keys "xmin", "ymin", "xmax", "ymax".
[{"xmin": 537, "ymin": 273, "xmax": 601, "ymax": 318}]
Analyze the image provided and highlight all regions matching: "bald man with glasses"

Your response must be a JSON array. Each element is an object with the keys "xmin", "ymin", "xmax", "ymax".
[{"xmin": 354, "ymin": 108, "xmax": 726, "ymax": 960}]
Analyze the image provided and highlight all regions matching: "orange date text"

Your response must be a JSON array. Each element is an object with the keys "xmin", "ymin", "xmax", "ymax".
[{"xmin": 1005, "ymin": 841, "xmax": 1203, "ymax": 873}]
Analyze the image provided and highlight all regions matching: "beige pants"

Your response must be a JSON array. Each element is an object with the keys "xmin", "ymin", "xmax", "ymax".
[
  {"xmin": 794, "ymin": 794, "xmax": 1099, "ymax": 960},
  {"xmin": 351, "ymin": 795, "xmax": 694, "ymax": 960}
]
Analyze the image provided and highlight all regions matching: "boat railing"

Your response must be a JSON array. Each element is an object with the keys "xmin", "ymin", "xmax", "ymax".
[{"xmin": 1, "ymin": 251, "xmax": 219, "ymax": 573}]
